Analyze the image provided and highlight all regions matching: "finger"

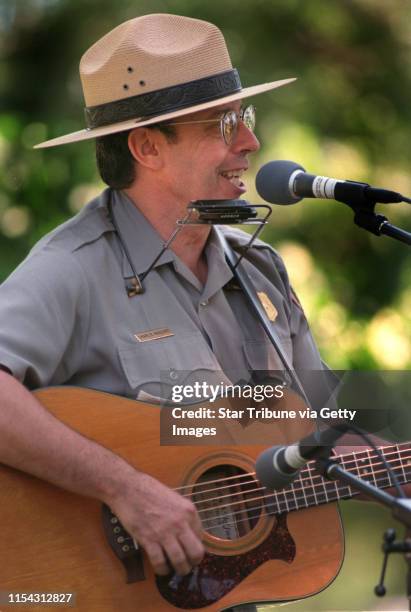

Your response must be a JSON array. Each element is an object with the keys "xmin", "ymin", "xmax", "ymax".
[
  {"xmin": 179, "ymin": 528, "xmax": 205, "ymax": 567},
  {"xmin": 162, "ymin": 537, "xmax": 192, "ymax": 576},
  {"xmin": 188, "ymin": 504, "xmax": 203, "ymax": 537},
  {"xmin": 144, "ymin": 542, "xmax": 170, "ymax": 576}
]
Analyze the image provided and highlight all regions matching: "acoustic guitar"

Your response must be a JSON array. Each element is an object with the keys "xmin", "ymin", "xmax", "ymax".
[{"xmin": 1, "ymin": 387, "xmax": 409, "ymax": 611}]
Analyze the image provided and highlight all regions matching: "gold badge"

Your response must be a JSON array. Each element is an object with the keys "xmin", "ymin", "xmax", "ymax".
[
  {"xmin": 257, "ymin": 292, "xmax": 278, "ymax": 322},
  {"xmin": 134, "ymin": 327, "xmax": 174, "ymax": 342}
]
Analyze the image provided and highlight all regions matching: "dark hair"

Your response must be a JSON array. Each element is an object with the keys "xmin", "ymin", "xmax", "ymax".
[{"xmin": 95, "ymin": 123, "xmax": 177, "ymax": 189}]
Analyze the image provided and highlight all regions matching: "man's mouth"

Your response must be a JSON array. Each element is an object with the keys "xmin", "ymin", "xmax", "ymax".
[{"xmin": 220, "ymin": 169, "xmax": 246, "ymax": 188}]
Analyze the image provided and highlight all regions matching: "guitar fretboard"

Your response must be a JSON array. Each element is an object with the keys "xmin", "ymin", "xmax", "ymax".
[{"xmin": 265, "ymin": 442, "xmax": 411, "ymax": 515}]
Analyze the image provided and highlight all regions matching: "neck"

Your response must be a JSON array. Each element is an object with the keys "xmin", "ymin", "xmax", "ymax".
[
  {"xmin": 123, "ymin": 184, "xmax": 211, "ymax": 284},
  {"xmin": 264, "ymin": 442, "xmax": 411, "ymax": 515}
]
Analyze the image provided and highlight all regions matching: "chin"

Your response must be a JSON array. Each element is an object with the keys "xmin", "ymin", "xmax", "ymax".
[
  {"xmin": 221, "ymin": 179, "xmax": 247, "ymax": 199},
  {"xmin": 207, "ymin": 186, "xmax": 247, "ymax": 201}
]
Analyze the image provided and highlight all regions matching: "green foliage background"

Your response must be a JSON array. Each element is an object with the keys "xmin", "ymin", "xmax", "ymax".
[{"xmin": 1, "ymin": 1, "xmax": 411, "ymax": 610}]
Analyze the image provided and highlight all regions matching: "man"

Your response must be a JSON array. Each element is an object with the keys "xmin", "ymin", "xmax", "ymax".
[{"xmin": 0, "ymin": 13, "xmax": 327, "ymax": 610}]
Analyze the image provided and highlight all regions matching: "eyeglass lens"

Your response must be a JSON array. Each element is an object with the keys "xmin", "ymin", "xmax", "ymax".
[{"xmin": 221, "ymin": 105, "xmax": 256, "ymax": 144}]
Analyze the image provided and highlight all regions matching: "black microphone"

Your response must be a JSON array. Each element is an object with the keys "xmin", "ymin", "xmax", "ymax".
[
  {"xmin": 255, "ymin": 160, "xmax": 403, "ymax": 207},
  {"xmin": 255, "ymin": 424, "xmax": 349, "ymax": 490}
]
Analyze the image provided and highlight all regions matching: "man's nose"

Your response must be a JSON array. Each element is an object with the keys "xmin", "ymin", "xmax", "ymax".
[{"xmin": 231, "ymin": 119, "xmax": 260, "ymax": 154}]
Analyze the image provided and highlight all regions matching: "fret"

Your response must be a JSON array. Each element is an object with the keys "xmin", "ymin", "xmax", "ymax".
[
  {"xmin": 324, "ymin": 480, "xmax": 339, "ymax": 503},
  {"xmin": 355, "ymin": 451, "xmax": 372, "ymax": 485},
  {"xmin": 343, "ymin": 447, "xmax": 378, "ymax": 490},
  {"xmin": 379, "ymin": 447, "xmax": 392, "ymax": 488},
  {"xmin": 321, "ymin": 470, "xmax": 330, "ymax": 503},
  {"xmin": 261, "ymin": 490, "xmax": 272, "ymax": 517},
  {"xmin": 289, "ymin": 479, "xmax": 304, "ymax": 510},
  {"xmin": 336, "ymin": 455, "xmax": 352, "ymax": 498},
  {"xmin": 352, "ymin": 451, "xmax": 360, "ymax": 482},
  {"xmin": 285, "ymin": 488, "xmax": 298, "ymax": 512},
  {"xmin": 296, "ymin": 475, "xmax": 309, "ymax": 509},
  {"xmin": 304, "ymin": 465, "xmax": 319, "ymax": 506},
  {"xmin": 330, "ymin": 477, "xmax": 340, "ymax": 501},
  {"xmin": 307, "ymin": 463, "xmax": 328, "ymax": 505},
  {"xmin": 300, "ymin": 471, "xmax": 317, "ymax": 507},
  {"xmin": 365, "ymin": 448, "xmax": 378, "ymax": 487},
  {"xmin": 387, "ymin": 444, "xmax": 402, "ymax": 487},
  {"xmin": 402, "ymin": 444, "xmax": 411, "ymax": 483},
  {"xmin": 264, "ymin": 490, "xmax": 280, "ymax": 516},
  {"xmin": 278, "ymin": 488, "xmax": 290, "ymax": 513},
  {"xmin": 397, "ymin": 443, "xmax": 407, "ymax": 484}
]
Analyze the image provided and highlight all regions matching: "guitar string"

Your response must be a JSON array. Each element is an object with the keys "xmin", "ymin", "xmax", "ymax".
[
  {"xmin": 191, "ymin": 459, "xmax": 411, "ymax": 518},
  {"xmin": 114, "ymin": 462, "xmax": 405, "ymax": 540},
  {"xmin": 171, "ymin": 448, "xmax": 411, "ymax": 503},
  {"xmin": 116, "ymin": 461, "xmax": 410, "ymax": 545},
  {"xmin": 199, "ymin": 489, "xmax": 362, "ymax": 532},
  {"xmin": 193, "ymin": 459, "xmax": 410, "ymax": 516},
  {"xmin": 172, "ymin": 444, "xmax": 411, "ymax": 494},
  {"xmin": 189, "ymin": 456, "xmax": 410, "ymax": 510},
  {"xmin": 200, "ymin": 464, "xmax": 406, "ymax": 520},
  {"xmin": 195, "ymin": 468, "xmax": 408, "ymax": 514},
  {"xmin": 186, "ymin": 451, "xmax": 409, "ymax": 506},
  {"xmin": 198, "ymin": 465, "xmax": 408, "ymax": 531},
  {"xmin": 118, "ymin": 482, "xmax": 363, "ymax": 547}
]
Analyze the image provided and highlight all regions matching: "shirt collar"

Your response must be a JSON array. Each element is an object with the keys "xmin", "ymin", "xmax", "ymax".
[
  {"xmin": 110, "ymin": 190, "xmax": 234, "ymax": 296},
  {"xmin": 202, "ymin": 227, "xmax": 233, "ymax": 300},
  {"xmin": 111, "ymin": 189, "xmax": 175, "ymax": 275}
]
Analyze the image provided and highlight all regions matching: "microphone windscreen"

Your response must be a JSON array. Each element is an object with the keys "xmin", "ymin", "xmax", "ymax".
[
  {"xmin": 255, "ymin": 446, "xmax": 298, "ymax": 490},
  {"xmin": 256, "ymin": 160, "xmax": 305, "ymax": 204}
]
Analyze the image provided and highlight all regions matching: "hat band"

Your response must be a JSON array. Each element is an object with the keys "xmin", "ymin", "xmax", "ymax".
[{"xmin": 84, "ymin": 69, "xmax": 241, "ymax": 129}]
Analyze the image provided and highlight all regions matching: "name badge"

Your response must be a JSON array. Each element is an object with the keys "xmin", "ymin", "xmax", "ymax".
[{"xmin": 134, "ymin": 327, "xmax": 174, "ymax": 342}]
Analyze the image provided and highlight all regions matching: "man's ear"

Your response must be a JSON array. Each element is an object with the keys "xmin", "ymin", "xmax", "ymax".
[{"xmin": 127, "ymin": 128, "xmax": 164, "ymax": 170}]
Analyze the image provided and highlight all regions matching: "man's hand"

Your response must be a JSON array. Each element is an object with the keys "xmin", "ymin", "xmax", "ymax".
[{"xmin": 109, "ymin": 472, "xmax": 205, "ymax": 576}]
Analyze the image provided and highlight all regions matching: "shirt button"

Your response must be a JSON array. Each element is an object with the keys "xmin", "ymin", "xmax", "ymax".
[
  {"xmin": 200, "ymin": 300, "xmax": 208, "ymax": 307},
  {"xmin": 169, "ymin": 369, "xmax": 179, "ymax": 380}
]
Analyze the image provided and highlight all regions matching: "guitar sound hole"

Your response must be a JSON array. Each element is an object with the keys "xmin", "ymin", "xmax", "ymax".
[{"xmin": 192, "ymin": 465, "xmax": 261, "ymax": 540}]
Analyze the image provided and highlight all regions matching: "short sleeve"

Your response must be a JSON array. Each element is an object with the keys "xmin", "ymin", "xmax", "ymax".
[{"xmin": 0, "ymin": 247, "xmax": 90, "ymax": 389}]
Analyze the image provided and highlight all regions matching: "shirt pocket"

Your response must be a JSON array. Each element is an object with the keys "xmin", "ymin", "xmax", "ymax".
[{"xmin": 117, "ymin": 330, "xmax": 221, "ymax": 399}]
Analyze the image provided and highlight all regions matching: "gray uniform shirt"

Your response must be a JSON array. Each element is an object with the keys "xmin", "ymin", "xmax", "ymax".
[{"xmin": 0, "ymin": 189, "xmax": 324, "ymax": 400}]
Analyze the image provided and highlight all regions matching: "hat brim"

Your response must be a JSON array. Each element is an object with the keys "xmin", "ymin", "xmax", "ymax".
[{"xmin": 34, "ymin": 78, "xmax": 296, "ymax": 149}]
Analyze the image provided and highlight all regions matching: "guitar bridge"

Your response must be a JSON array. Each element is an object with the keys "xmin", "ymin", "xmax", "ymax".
[{"xmin": 101, "ymin": 504, "xmax": 145, "ymax": 583}]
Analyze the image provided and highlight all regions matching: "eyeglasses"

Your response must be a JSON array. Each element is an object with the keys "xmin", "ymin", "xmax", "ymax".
[{"xmin": 166, "ymin": 104, "xmax": 256, "ymax": 145}]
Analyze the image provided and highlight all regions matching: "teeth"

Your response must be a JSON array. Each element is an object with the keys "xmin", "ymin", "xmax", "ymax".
[{"xmin": 221, "ymin": 169, "xmax": 245, "ymax": 179}]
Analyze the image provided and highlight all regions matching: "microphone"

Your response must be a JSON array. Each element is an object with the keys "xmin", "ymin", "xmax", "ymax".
[
  {"xmin": 255, "ymin": 424, "xmax": 349, "ymax": 490},
  {"xmin": 255, "ymin": 160, "xmax": 403, "ymax": 207}
]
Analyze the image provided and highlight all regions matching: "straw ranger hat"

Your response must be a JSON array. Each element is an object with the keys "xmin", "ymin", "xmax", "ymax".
[{"xmin": 35, "ymin": 13, "xmax": 295, "ymax": 149}]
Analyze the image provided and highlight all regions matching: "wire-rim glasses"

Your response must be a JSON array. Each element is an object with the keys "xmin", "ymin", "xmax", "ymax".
[{"xmin": 165, "ymin": 104, "xmax": 256, "ymax": 145}]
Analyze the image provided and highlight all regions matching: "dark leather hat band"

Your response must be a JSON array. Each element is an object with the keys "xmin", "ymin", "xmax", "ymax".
[{"xmin": 84, "ymin": 69, "xmax": 241, "ymax": 129}]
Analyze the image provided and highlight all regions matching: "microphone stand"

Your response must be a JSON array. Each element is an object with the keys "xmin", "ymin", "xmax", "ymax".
[
  {"xmin": 343, "ymin": 197, "xmax": 411, "ymax": 246},
  {"xmin": 315, "ymin": 456, "xmax": 411, "ymax": 609},
  {"xmin": 353, "ymin": 209, "xmax": 411, "ymax": 246}
]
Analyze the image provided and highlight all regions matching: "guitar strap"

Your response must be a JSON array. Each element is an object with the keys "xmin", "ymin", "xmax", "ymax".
[{"xmin": 218, "ymin": 229, "xmax": 311, "ymax": 407}]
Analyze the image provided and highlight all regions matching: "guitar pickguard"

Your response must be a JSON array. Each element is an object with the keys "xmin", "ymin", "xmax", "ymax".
[{"xmin": 156, "ymin": 514, "xmax": 295, "ymax": 609}]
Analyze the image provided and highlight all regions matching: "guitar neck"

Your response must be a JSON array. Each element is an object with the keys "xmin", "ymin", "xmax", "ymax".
[{"xmin": 266, "ymin": 442, "xmax": 411, "ymax": 514}]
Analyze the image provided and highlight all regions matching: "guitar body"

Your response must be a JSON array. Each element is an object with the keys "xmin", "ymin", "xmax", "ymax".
[{"xmin": 0, "ymin": 387, "xmax": 344, "ymax": 611}]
